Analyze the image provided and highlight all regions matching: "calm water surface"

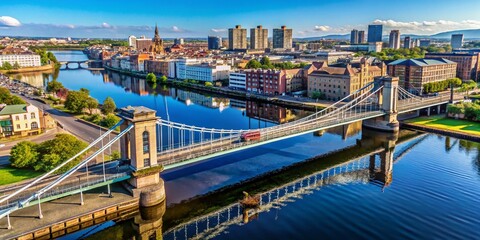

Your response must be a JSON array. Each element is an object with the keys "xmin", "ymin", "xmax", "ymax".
[{"xmin": 13, "ymin": 51, "xmax": 480, "ymax": 239}]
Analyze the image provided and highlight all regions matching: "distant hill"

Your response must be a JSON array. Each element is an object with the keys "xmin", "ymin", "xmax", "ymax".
[
  {"xmin": 295, "ymin": 29, "xmax": 480, "ymax": 42},
  {"xmin": 297, "ymin": 34, "xmax": 350, "ymax": 41},
  {"xmin": 430, "ymin": 29, "xmax": 480, "ymax": 39}
]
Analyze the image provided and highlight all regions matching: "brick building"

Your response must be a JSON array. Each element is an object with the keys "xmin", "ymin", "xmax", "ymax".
[
  {"xmin": 388, "ymin": 58, "xmax": 457, "ymax": 93},
  {"xmin": 425, "ymin": 52, "xmax": 480, "ymax": 81},
  {"xmin": 308, "ymin": 59, "xmax": 386, "ymax": 101}
]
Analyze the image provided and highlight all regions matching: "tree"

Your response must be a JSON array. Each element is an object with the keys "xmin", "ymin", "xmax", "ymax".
[
  {"xmin": 35, "ymin": 134, "xmax": 88, "ymax": 172},
  {"xmin": 46, "ymin": 80, "xmax": 64, "ymax": 94},
  {"xmin": 1, "ymin": 62, "xmax": 13, "ymax": 70},
  {"xmin": 146, "ymin": 73, "xmax": 157, "ymax": 84},
  {"xmin": 311, "ymin": 91, "xmax": 325, "ymax": 100},
  {"xmin": 205, "ymin": 82, "xmax": 213, "ymax": 87},
  {"xmin": 260, "ymin": 57, "xmax": 272, "ymax": 67},
  {"xmin": 245, "ymin": 59, "xmax": 262, "ymax": 69},
  {"xmin": 85, "ymin": 97, "xmax": 98, "ymax": 115},
  {"xmin": 12, "ymin": 61, "xmax": 20, "ymax": 70},
  {"xmin": 159, "ymin": 75, "xmax": 168, "ymax": 83},
  {"xmin": 10, "ymin": 141, "xmax": 38, "ymax": 168},
  {"xmin": 0, "ymin": 87, "xmax": 26, "ymax": 104},
  {"xmin": 101, "ymin": 113, "xmax": 120, "ymax": 128},
  {"xmin": 102, "ymin": 97, "xmax": 116, "ymax": 114},
  {"xmin": 64, "ymin": 90, "xmax": 89, "ymax": 113}
]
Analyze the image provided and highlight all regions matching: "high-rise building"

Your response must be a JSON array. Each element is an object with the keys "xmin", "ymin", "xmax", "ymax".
[
  {"xmin": 451, "ymin": 34, "xmax": 464, "ymax": 49},
  {"xmin": 128, "ymin": 35, "xmax": 137, "ymax": 49},
  {"xmin": 174, "ymin": 38, "xmax": 184, "ymax": 45},
  {"xmin": 273, "ymin": 26, "xmax": 293, "ymax": 49},
  {"xmin": 404, "ymin": 36, "xmax": 412, "ymax": 49},
  {"xmin": 367, "ymin": 24, "xmax": 383, "ymax": 43},
  {"xmin": 350, "ymin": 29, "xmax": 359, "ymax": 44},
  {"xmin": 358, "ymin": 31, "xmax": 365, "ymax": 44},
  {"xmin": 208, "ymin": 36, "xmax": 222, "ymax": 50},
  {"xmin": 228, "ymin": 25, "xmax": 247, "ymax": 50},
  {"xmin": 419, "ymin": 39, "xmax": 431, "ymax": 47},
  {"xmin": 250, "ymin": 25, "xmax": 268, "ymax": 50},
  {"xmin": 389, "ymin": 30, "xmax": 400, "ymax": 49}
]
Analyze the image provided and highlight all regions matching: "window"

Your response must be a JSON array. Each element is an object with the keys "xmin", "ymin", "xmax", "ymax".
[
  {"xmin": 15, "ymin": 116, "xmax": 19, "ymax": 121},
  {"xmin": 24, "ymin": 114, "xmax": 27, "ymax": 120},
  {"xmin": 31, "ymin": 122, "xmax": 38, "ymax": 129},
  {"xmin": 144, "ymin": 158, "xmax": 150, "ymax": 167},
  {"xmin": 25, "ymin": 123, "xmax": 28, "ymax": 128},
  {"xmin": 31, "ymin": 113, "xmax": 36, "ymax": 119},
  {"xmin": 16, "ymin": 124, "xmax": 20, "ymax": 129},
  {"xmin": 142, "ymin": 131, "xmax": 149, "ymax": 154}
]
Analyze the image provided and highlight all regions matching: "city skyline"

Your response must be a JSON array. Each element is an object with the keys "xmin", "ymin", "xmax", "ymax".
[{"xmin": 1, "ymin": 0, "xmax": 480, "ymax": 38}]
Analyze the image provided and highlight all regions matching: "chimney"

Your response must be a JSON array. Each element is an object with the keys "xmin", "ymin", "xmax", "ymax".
[
  {"xmin": 257, "ymin": 25, "xmax": 262, "ymax": 29},
  {"xmin": 236, "ymin": 25, "xmax": 242, "ymax": 29},
  {"xmin": 281, "ymin": 26, "xmax": 286, "ymax": 30}
]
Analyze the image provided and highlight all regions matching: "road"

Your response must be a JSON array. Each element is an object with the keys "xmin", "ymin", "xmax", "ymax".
[{"xmin": 18, "ymin": 95, "xmax": 120, "ymax": 153}]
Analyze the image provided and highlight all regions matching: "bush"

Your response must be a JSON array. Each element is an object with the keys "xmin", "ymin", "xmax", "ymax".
[
  {"xmin": 100, "ymin": 113, "xmax": 120, "ymax": 128},
  {"xmin": 10, "ymin": 141, "xmax": 38, "ymax": 168},
  {"xmin": 205, "ymin": 82, "xmax": 213, "ymax": 87},
  {"xmin": 159, "ymin": 75, "xmax": 168, "ymax": 83}
]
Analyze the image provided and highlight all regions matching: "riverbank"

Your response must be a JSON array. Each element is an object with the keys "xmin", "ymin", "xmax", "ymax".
[
  {"xmin": 104, "ymin": 65, "xmax": 329, "ymax": 111},
  {"xmin": 0, "ymin": 64, "xmax": 55, "ymax": 74},
  {"xmin": 402, "ymin": 115, "xmax": 480, "ymax": 141}
]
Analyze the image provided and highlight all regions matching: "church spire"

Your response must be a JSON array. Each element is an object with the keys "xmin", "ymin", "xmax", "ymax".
[{"xmin": 154, "ymin": 23, "xmax": 159, "ymax": 37}]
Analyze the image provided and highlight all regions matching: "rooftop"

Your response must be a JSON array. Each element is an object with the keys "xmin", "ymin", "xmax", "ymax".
[
  {"xmin": 388, "ymin": 58, "xmax": 456, "ymax": 67},
  {"xmin": 0, "ymin": 104, "xmax": 27, "ymax": 116}
]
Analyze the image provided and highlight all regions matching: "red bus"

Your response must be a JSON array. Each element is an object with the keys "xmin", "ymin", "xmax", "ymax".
[{"xmin": 241, "ymin": 131, "xmax": 261, "ymax": 142}]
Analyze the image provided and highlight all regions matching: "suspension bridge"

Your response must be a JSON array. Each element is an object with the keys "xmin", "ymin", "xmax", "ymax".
[
  {"xmin": 0, "ymin": 76, "xmax": 463, "ymax": 237},
  {"xmin": 162, "ymin": 134, "xmax": 428, "ymax": 240}
]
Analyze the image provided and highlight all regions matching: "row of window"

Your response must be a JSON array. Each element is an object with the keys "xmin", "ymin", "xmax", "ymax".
[
  {"xmin": 14, "ymin": 113, "xmax": 36, "ymax": 121},
  {"xmin": 14, "ymin": 122, "xmax": 38, "ymax": 130}
]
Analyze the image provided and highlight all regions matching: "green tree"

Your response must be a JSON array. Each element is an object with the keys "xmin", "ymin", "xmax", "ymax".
[
  {"xmin": 1, "ymin": 62, "xmax": 13, "ymax": 70},
  {"xmin": 102, "ymin": 97, "xmax": 116, "ymax": 115},
  {"xmin": 245, "ymin": 59, "xmax": 262, "ymax": 69},
  {"xmin": 146, "ymin": 73, "xmax": 157, "ymax": 84},
  {"xmin": 35, "ymin": 134, "xmax": 88, "ymax": 172},
  {"xmin": 101, "ymin": 113, "xmax": 120, "ymax": 128},
  {"xmin": 205, "ymin": 82, "xmax": 213, "ymax": 87},
  {"xmin": 46, "ymin": 80, "xmax": 64, "ymax": 94},
  {"xmin": 64, "ymin": 90, "xmax": 90, "ymax": 113},
  {"xmin": 85, "ymin": 97, "xmax": 98, "ymax": 115},
  {"xmin": 159, "ymin": 75, "xmax": 168, "ymax": 83},
  {"xmin": 260, "ymin": 57, "xmax": 272, "ymax": 68},
  {"xmin": 0, "ymin": 87, "xmax": 26, "ymax": 104},
  {"xmin": 12, "ymin": 62, "xmax": 20, "ymax": 70},
  {"xmin": 9, "ymin": 141, "xmax": 38, "ymax": 168},
  {"xmin": 311, "ymin": 91, "xmax": 325, "ymax": 100}
]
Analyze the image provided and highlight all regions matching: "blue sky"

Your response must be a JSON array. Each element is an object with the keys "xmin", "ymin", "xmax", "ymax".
[{"xmin": 1, "ymin": 0, "xmax": 480, "ymax": 38}]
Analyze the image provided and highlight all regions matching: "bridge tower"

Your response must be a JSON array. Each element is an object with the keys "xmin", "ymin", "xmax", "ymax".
[
  {"xmin": 118, "ymin": 106, "xmax": 165, "ymax": 207},
  {"xmin": 363, "ymin": 76, "xmax": 400, "ymax": 132}
]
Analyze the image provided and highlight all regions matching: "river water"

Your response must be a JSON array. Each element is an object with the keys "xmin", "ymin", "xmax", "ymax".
[{"xmin": 12, "ymin": 51, "xmax": 480, "ymax": 239}]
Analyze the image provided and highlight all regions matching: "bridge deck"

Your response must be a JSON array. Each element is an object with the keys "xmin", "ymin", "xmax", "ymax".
[{"xmin": 0, "ymin": 184, "xmax": 136, "ymax": 240}]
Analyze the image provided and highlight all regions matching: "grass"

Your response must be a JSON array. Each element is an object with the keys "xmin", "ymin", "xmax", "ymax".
[
  {"xmin": 0, "ymin": 167, "xmax": 43, "ymax": 186},
  {"xmin": 405, "ymin": 115, "xmax": 480, "ymax": 136}
]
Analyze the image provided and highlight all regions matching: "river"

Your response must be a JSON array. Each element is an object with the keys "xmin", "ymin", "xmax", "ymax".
[{"xmin": 11, "ymin": 51, "xmax": 480, "ymax": 239}]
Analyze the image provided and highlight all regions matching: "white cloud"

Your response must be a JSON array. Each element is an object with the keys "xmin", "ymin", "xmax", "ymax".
[
  {"xmin": 0, "ymin": 16, "xmax": 21, "ymax": 27},
  {"xmin": 211, "ymin": 28, "xmax": 227, "ymax": 33},
  {"xmin": 372, "ymin": 19, "xmax": 480, "ymax": 33},
  {"xmin": 314, "ymin": 25, "xmax": 331, "ymax": 32},
  {"xmin": 101, "ymin": 22, "xmax": 111, "ymax": 28},
  {"xmin": 172, "ymin": 26, "xmax": 182, "ymax": 32}
]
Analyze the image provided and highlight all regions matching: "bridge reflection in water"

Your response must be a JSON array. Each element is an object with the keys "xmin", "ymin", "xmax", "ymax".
[
  {"xmin": 80, "ymin": 129, "xmax": 426, "ymax": 240},
  {"xmin": 162, "ymin": 134, "xmax": 427, "ymax": 240}
]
